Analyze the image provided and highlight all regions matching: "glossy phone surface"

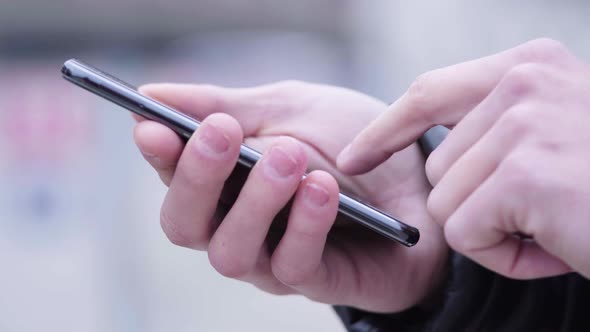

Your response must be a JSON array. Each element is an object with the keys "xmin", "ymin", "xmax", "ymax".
[{"xmin": 61, "ymin": 59, "xmax": 420, "ymax": 247}]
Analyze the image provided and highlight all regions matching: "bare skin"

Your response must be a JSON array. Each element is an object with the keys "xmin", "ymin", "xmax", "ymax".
[
  {"xmin": 339, "ymin": 38, "xmax": 590, "ymax": 279},
  {"xmin": 133, "ymin": 82, "xmax": 447, "ymax": 312}
]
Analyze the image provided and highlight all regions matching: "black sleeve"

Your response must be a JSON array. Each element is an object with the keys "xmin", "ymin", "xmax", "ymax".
[{"xmin": 334, "ymin": 252, "xmax": 590, "ymax": 332}]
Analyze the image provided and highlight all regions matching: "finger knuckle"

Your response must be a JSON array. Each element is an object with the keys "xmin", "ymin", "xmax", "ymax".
[
  {"xmin": 199, "ymin": 84, "xmax": 230, "ymax": 112},
  {"xmin": 424, "ymin": 150, "xmax": 445, "ymax": 185},
  {"xmin": 181, "ymin": 164, "xmax": 212, "ymax": 188},
  {"xmin": 406, "ymin": 71, "xmax": 439, "ymax": 122},
  {"xmin": 160, "ymin": 209, "xmax": 196, "ymax": 248},
  {"xmin": 495, "ymin": 104, "xmax": 537, "ymax": 140},
  {"xmin": 208, "ymin": 245, "xmax": 251, "ymax": 279},
  {"xmin": 501, "ymin": 63, "xmax": 546, "ymax": 100},
  {"xmin": 497, "ymin": 153, "xmax": 537, "ymax": 194},
  {"xmin": 519, "ymin": 38, "xmax": 569, "ymax": 64},
  {"xmin": 271, "ymin": 260, "xmax": 313, "ymax": 287}
]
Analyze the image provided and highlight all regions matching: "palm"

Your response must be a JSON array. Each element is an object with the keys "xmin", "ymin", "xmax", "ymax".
[{"xmin": 240, "ymin": 83, "xmax": 447, "ymax": 311}]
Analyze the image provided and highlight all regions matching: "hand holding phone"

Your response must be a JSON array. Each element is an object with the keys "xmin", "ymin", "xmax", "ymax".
[
  {"xmin": 61, "ymin": 59, "xmax": 419, "ymax": 246},
  {"xmin": 61, "ymin": 59, "xmax": 457, "ymax": 312}
]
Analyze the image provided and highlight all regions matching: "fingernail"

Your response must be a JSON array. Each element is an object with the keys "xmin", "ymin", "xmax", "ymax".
[
  {"xmin": 266, "ymin": 147, "xmax": 298, "ymax": 177},
  {"xmin": 197, "ymin": 124, "xmax": 230, "ymax": 155},
  {"xmin": 304, "ymin": 183, "xmax": 329, "ymax": 207}
]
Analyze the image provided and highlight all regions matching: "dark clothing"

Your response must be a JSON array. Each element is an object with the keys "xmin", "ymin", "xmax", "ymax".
[{"xmin": 335, "ymin": 253, "xmax": 590, "ymax": 332}]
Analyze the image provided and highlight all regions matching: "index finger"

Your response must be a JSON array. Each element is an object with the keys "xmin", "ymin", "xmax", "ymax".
[{"xmin": 336, "ymin": 38, "xmax": 569, "ymax": 175}]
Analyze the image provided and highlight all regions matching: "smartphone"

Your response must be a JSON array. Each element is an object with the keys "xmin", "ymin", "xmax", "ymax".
[{"xmin": 61, "ymin": 59, "xmax": 419, "ymax": 247}]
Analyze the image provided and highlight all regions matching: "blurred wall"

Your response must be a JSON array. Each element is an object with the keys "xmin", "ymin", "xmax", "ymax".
[{"xmin": 347, "ymin": 1, "xmax": 590, "ymax": 99}]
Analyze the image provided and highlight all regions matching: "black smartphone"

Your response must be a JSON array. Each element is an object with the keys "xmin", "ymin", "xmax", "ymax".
[{"xmin": 61, "ymin": 59, "xmax": 420, "ymax": 247}]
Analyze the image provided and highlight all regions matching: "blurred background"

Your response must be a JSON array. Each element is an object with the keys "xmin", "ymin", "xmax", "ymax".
[{"xmin": 1, "ymin": 1, "xmax": 589, "ymax": 331}]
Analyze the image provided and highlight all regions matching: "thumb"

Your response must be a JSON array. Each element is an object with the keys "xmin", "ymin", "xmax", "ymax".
[{"xmin": 138, "ymin": 83, "xmax": 275, "ymax": 136}]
